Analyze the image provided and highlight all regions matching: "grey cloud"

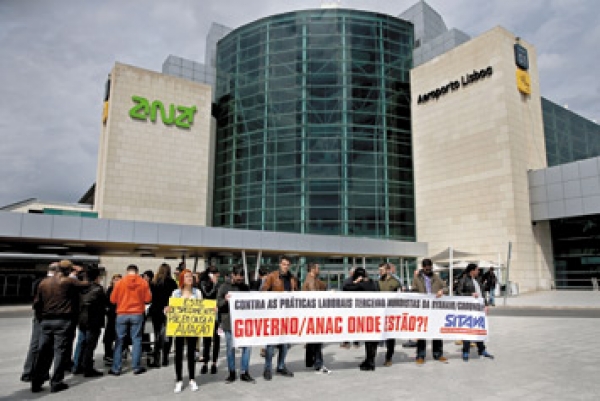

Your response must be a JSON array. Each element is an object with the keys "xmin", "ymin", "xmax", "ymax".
[{"xmin": 0, "ymin": 0, "xmax": 599, "ymax": 207}]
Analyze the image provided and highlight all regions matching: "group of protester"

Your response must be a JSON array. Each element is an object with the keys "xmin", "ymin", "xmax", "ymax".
[{"xmin": 22, "ymin": 255, "xmax": 495, "ymax": 394}]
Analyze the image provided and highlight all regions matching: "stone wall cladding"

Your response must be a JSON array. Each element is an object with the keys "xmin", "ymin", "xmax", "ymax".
[
  {"xmin": 95, "ymin": 63, "xmax": 213, "ymax": 226},
  {"xmin": 412, "ymin": 27, "xmax": 552, "ymax": 292}
]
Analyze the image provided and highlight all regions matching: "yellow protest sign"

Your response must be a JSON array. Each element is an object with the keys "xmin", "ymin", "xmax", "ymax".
[{"xmin": 166, "ymin": 297, "xmax": 217, "ymax": 337}]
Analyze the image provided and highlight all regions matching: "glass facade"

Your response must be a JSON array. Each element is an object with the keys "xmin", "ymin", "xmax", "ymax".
[
  {"xmin": 214, "ymin": 9, "xmax": 415, "ymax": 241},
  {"xmin": 542, "ymin": 98, "xmax": 600, "ymax": 288},
  {"xmin": 542, "ymin": 97, "xmax": 600, "ymax": 167},
  {"xmin": 551, "ymin": 216, "xmax": 600, "ymax": 289}
]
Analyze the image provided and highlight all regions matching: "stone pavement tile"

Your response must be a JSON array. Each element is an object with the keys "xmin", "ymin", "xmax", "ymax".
[
  {"xmin": 499, "ymin": 290, "xmax": 600, "ymax": 309},
  {"xmin": 1, "ymin": 315, "xmax": 600, "ymax": 400}
]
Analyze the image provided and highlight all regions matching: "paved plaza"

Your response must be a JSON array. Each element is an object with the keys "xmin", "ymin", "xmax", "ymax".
[{"xmin": 1, "ymin": 291, "xmax": 599, "ymax": 400}]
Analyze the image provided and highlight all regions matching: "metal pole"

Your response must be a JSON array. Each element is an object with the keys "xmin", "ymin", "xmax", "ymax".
[
  {"xmin": 399, "ymin": 257, "xmax": 405, "ymax": 288},
  {"xmin": 254, "ymin": 251, "xmax": 262, "ymax": 281},
  {"xmin": 193, "ymin": 255, "xmax": 198, "ymax": 273},
  {"xmin": 362, "ymin": 256, "xmax": 366, "ymax": 269},
  {"xmin": 503, "ymin": 242, "xmax": 512, "ymax": 306},
  {"xmin": 242, "ymin": 250, "xmax": 249, "ymax": 285}
]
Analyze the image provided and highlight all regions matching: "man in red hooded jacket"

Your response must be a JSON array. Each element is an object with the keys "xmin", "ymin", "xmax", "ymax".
[{"xmin": 108, "ymin": 264, "xmax": 151, "ymax": 376}]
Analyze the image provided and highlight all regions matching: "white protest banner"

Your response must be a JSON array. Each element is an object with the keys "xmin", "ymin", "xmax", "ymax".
[{"xmin": 229, "ymin": 292, "xmax": 487, "ymax": 347}]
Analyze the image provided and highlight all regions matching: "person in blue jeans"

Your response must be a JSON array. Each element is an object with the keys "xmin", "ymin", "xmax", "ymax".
[
  {"xmin": 108, "ymin": 264, "xmax": 152, "ymax": 375},
  {"xmin": 261, "ymin": 256, "xmax": 298, "ymax": 380},
  {"xmin": 217, "ymin": 265, "xmax": 256, "ymax": 384},
  {"xmin": 456, "ymin": 264, "xmax": 495, "ymax": 362},
  {"xmin": 482, "ymin": 267, "xmax": 498, "ymax": 307},
  {"xmin": 71, "ymin": 329, "xmax": 86, "ymax": 374}
]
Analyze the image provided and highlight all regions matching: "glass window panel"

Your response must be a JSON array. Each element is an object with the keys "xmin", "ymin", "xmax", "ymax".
[
  {"xmin": 310, "ymin": 193, "xmax": 339, "ymax": 207},
  {"xmin": 309, "ymin": 207, "xmax": 339, "ymax": 220},
  {"xmin": 307, "ymin": 165, "xmax": 341, "ymax": 178},
  {"xmin": 275, "ymin": 208, "xmax": 300, "ymax": 221}
]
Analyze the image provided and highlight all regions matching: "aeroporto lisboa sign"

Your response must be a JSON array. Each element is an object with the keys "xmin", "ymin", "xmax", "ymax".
[
  {"xmin": 129, "ymin": 95, "xmax": 197, "ymax": 129},
  {"xmin": 417, "ymin": 66, "xmax": 493, "ymax": 105}
]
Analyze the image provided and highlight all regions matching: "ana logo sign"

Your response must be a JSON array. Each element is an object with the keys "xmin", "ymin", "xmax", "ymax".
[{"xmin": 129, "ymin": 96, "xmax": 197, "ymax": 129}]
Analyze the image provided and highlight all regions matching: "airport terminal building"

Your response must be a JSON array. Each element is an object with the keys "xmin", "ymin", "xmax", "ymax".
[{"xmin": 2, "ymin": 1, "xmax": 600, "ymax": 301}]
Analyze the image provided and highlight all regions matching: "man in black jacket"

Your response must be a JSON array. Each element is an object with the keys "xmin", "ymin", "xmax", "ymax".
[
  {"xmin": 79, "ymin": 266, "xmax": 107, "ymax": 377},
  {"xmin": 217, "ymin": 265, "xmax": 256, "ymax": 384},
  {"xmin": 199, "ymin": 266, "xmax": 221, "ymax": 374},
  {"xmin": 340, "ymin": 268, "xmax": 360, "ymax": 349},
  {"xmin": 343, "ymin": 267, "xmax": 379, "ymax": 371},
  {"xmin": 456, "ymin": 264, "xmax": 494, "ymax": 362}
]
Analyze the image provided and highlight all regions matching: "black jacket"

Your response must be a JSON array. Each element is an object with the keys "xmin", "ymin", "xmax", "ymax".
[
  {"xmin": 78, "ymin": 283, "xmax": 107, "ymax": 330},
  {"xmin": 343, "ymin": 278, "xmax": 379, "ymax": 292},
  {"xmin": 217, "ymin": 281, "xmax": 250, "ymax": 332},
  {"xmin": 149, "ymin": 278, "xmax": 178, "ymax": 316},
  {"xmin": 482, "ymin": 271, "xmax": 497, "ymax": 291},
  {"xmin": 105, "ymin": 286, "xmax": 117, "ymax": 320},
  {"xmin": 249, "ymin": 278, "xmax": 263, "ymax": 291},
  {"xmin": 200, "ymin": 279, "xmax": 220, "ymax": 300},
  {"xmin": 456, "ymin": 276, "xmax": 488, "ymax": 306}
]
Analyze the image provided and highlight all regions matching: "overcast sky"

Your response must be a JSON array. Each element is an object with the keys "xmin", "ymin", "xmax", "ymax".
[{"xmin": 1, "ymin": 0, "xmax": 599, "ymax": 207}]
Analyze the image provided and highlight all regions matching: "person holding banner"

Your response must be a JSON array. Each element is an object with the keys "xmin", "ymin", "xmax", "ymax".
[
  {"xmin": 217, "ymin": 265, "xmax": 256, "ymax": 384},
  {"xmin": 167, "ymin": 269, "xmax": 201, "ymax": 393},
  {"xmin": 456, "ymin": 264, "xmax": 495, "ymax": 362},
  {"xmin": 340, "ymin": 268, "xmax": 361, "ymax": 350},
  {"xmin": 378, "ymin": 263, "xmax": 401, "ymax": 367},
  {"xmin": 412, "ymin": 258, "xmax": 448, "ymax": 365},
  {"xmin": 343, "ymin": 267, "xmax": 380, "ymax": 371},
  {"xmin": 261, "ymin": 255, "xmax": 298, "ymax": 381},
  {"xmin": 302, "ymin": 263, "xmax": 331, "ymax": 374},
  {"xmin": 199, "ymin": 266, "xmax": 221, "ymax": 375}
]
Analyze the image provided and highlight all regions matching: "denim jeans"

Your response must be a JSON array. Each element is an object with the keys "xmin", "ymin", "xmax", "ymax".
[
  {"xmin": 488, "ymin": 288, "xmax": 495, "ymax": 305},
  {"xmin": 462, "ymin": 340, "xmax": 485, "ymax": 354},
  {"xmin": 225, "ymin": 331, "xmax": 251, "ymax": 372},
  {"xmin": 71, "ymin": 329, "xmax": 86, "ymax": 372},
  {"xmin": 265, "ymin": 343, "xmax": 288, "ymax": 371},
  {"xmin": 112, "ymin": 314, "xmax": 144, "ymax": 372}
]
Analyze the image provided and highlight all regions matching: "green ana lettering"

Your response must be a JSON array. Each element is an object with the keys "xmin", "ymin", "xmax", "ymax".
[{"xmin": 129, "ymin": 96, "xmax": 197, "ymax": 129}]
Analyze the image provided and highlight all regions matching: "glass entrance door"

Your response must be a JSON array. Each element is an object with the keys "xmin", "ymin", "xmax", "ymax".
[{"xmin": 320, "ymin": 271, "xmax": 345, "ymax": 291}]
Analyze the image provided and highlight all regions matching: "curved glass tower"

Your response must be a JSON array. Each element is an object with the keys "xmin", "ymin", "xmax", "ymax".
[{"xmin": 214, "ymin": 9, "xmax": 415, "ymax": 241}]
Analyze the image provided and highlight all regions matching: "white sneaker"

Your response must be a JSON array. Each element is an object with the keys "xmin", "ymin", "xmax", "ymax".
[
  {"xmin": 316, "ymin": 367, "xmax": 331, "ymax": 374},
  {"xmin": 189, "ymin": 380, "xmax": 199, "ymax": 392},
  {"xmin": 174, "ymin": 381, "xmax": 183, "ymax": 393}
]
